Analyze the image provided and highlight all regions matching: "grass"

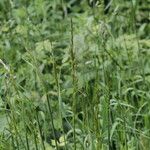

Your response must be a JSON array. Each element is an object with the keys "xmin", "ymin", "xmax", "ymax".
[{"xmin": 0, "ymin": 0, "xmax": 150, "ymax": 149}]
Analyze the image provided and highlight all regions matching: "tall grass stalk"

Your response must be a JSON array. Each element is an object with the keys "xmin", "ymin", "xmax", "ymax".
[{"xmin": 70, "ymin": 18, "xmax": 78, "ymax": 150}]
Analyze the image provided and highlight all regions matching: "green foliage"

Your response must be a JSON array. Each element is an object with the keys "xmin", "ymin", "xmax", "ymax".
[{"xmin": 0, "ymin": 0, "xmax": 150, "ymax": 149}]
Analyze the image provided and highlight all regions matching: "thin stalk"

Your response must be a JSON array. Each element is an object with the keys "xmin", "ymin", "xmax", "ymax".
[
  {"xmin": 52, "ymin": 52, "xmax": 67, "ymax": 150},
  {"xmin": 101, "ymin": 41, "xmax": 111, "ymax": 150},
  {"xmin": 131, "ymin": 0, "xmax": 145, "ymax": 83},
  {"xmin": 25, "ymin": 127, "xmax": 30, "ymax": 150},
  {"xmin": 33, "ymin": 129, "xmax": 39, "ymax": 150},
  {"xmin": 35, "ymin": 110, "xmax": 46, "ymax": 150},
  {"xmin": 70, "ymin": 18, "xmax": 77, "ymax": 150},
  {"xmin": 46, "ymin": 94, "xmax": 59, "ymax": 150}
]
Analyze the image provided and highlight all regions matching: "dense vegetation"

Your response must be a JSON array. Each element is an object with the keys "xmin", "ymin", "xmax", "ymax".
[{"xmin": 0, "ymin": 0, "xmax": 150, "ymax": 149}]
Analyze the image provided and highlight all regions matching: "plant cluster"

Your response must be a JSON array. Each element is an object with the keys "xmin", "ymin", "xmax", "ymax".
[{"xmin": 0, "ymin": 0, "xmax": 150, "ymax": 149}]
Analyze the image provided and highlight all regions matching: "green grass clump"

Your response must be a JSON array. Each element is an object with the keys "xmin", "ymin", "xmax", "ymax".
[{"xmin": 0, "ymin": 0, "xmax": 150, "ymax": 149}]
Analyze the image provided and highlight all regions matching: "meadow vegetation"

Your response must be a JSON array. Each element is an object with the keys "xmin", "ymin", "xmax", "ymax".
[{"xmin": 0, "ymin": 0, "xmax": 150, "ymax": 149}]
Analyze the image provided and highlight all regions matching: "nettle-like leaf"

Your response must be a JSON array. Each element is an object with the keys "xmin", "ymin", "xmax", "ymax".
[
  {"xmin": 140, "ymin": 39, "xmax": 150, "ymax": 49},
  {"xmin": 0, "ymin": 113, "xmax": 8, "ymax": 133},
  {"xmin": 116, "ymin": 34, "xmax": 138, "ymax": 52},
  {"xmin": 35, "ymin": 40, "xmax": 52, "ymax": 59},
  {"xmin": 15, "ymin": 25, "xmax": 28, "ymax": 37},
  {"xmin": 74, "ymin": 34, "xmax": 86, "ymax": 59},
  {"xmin": 12, "ymin": 7, "xmax": 27, "ymax": 23}
]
